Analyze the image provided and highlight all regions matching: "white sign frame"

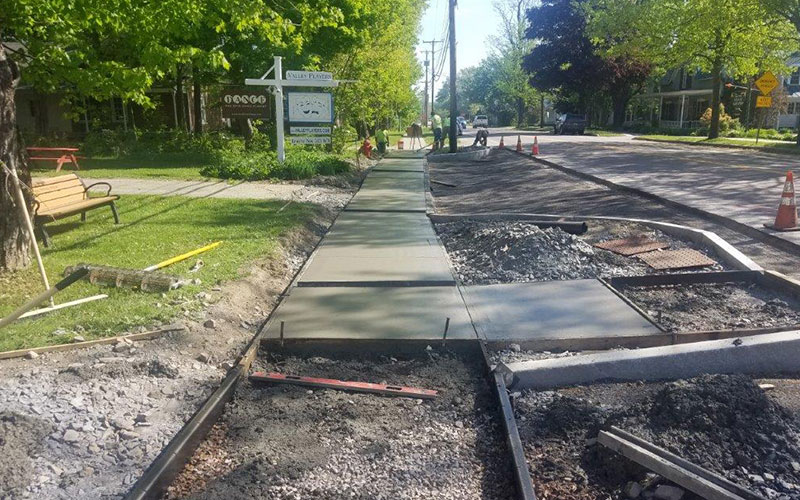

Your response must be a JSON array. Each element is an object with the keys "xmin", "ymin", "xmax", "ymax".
[{"xmin": 287, "ymin": 92, "xmax": 334, "ymax": 123}]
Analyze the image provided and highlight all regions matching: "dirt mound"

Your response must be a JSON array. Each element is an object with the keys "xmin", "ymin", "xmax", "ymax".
[
  {"xmin": 436, "ymin": 220, "xmax": 652, "ymax": 284},
  {"xmin": 614, "ymin": 374, "xmax": 800, "ymax": 495}
]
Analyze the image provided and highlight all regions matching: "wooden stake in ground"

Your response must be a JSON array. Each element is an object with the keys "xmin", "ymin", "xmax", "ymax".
[{"xmin": 2, "ymin": 160, "xmax": 53, "ymax": 306}]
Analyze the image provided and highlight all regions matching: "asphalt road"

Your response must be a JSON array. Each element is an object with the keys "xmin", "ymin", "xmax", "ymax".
[{"xmin": 458, "ymin": 128, "xmax": 800, "ymax": 248}]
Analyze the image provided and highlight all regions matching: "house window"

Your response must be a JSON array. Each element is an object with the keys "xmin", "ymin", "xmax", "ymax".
[
  {"xmin": 694, "ymin": 99, "xmax": 709, "ymax": 118},
  {"xmin": 790, "ymin": 70, "xmax": 800, "ymax": 86},
  {"xmin": 789, "ymin": 103, "xmax": 798, "ymax": 115}
]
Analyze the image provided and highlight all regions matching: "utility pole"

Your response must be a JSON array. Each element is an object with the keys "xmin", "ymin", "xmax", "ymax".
[
  {"xmin": 423, "ymin": 52, "xmax": 430, "ymax": 124},
  {"xmin": 448, "ymin": 0, "xmax": 457, "ymax": 152},
  {"xmin": 423, "ymin": 39, "xmax": 441, "ymax": 120}
]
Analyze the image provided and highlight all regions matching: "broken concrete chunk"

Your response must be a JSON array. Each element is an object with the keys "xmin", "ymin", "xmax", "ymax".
[
  {"xmin": 26, "ymin": 351, "xmax": 39, "ymax": 360},
  {"xmin": 653, "ymin": 485, "xmax": 684, "ymax": 500},
  {"xmin": 624, "ymin": 481, "xmax": 643, "ymax": 499},
  {"xmin": 196, "ymin": 353, "xmax": 210, "ymax": 364},
  {"xmin": 203, "ymin": 319, "xmax": 216, "ymax": 329},
  {"xmin": 62, "ymin": 429, "xmax": 80, "ymax": 443}
]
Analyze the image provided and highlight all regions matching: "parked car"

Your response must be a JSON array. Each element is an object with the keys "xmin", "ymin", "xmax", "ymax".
[
  {"xmin": 554, "ymin": 113, "xmax": 587, "ymax": 135},
  {"xmin": 456, "ymin": 116, "xmax": 467, "ymax": 135},
  {"xmin": 473, "ymin": 115, "xmax": 489, "ymax": 128}
]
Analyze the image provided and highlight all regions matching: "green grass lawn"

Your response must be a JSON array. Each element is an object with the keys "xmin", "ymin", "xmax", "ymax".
[
  {"xmin": 0, "ymin": 194, "xmax": 316, "ymax": 352},
  {"xmin": 29, "ymin": 151, "xmax": 214, "ymax": 180},
  {"xmin": 637, "ymin": 135, "xmax": 800, "ymax": 154}
]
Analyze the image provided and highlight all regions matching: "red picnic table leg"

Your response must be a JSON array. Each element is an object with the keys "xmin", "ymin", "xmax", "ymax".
[
  {"xmin": 56, "ymin": 155, "xmax": 67, "ymax": 172},
  {"xmin": 69, "ymin": 153, "xmax": 80, "ymax": 170}
]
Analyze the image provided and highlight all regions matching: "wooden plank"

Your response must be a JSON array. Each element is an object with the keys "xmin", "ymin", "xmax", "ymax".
[
  {"xmin": 250, "ymin": 371, "xmax": 438, "ymax": 399},
  {"xmin": 36, "ymin": 185, "xmax": 86, "ymax": 204},
  {"xmin": 597, "ymin": 430, "xmax": 758, "ymax": 500},
  {"xmin": 33, "ymin": 178, "xmax": 84, "ymax": 196},
  {"xmin": 0, "ymin": 325, "xmax": 185, "ymax": 360},
  {"xmin": 31, "ymin": 174, "xmax": 80, "ymax": 187}
]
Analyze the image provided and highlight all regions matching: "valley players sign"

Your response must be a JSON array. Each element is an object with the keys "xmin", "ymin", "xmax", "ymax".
[
  {"xmin": 221, "ymin": 88, "xmax": 270, "ymax": 118},
  {"xmin": 287, "ymin": 92, "xmax": 333, "ymax": 123}
]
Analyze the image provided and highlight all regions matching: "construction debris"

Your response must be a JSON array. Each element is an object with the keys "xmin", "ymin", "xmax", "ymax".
[
  {"xmin": 594, "ymin": 236, "xmax": 670, "ymax": 256},
  {"xmin": 249, "ymin": 371, "xmax": 438, "ymax": 399},
  {"xmin": 65, "ymin": 264, "xmax": 180, "ymax": 292}
]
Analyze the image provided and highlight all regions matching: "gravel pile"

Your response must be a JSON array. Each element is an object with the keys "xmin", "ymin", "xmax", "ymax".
[
  {"xmin": 515, "ymin": 374, "xmax": 800, "ymax": 499},
  {"xmin": 177, "ymin": 350, "xmax": 515, "ymax": 499},
  {"xmin": 621, "ymin": 282, "xmax": 800, "ymax": 332},
  {"xmin": 0, "ymin": 339, "xmax": 223, "ymax": 498},
  {"xmin": 436, "ymin": 220, "xmax": 656, "ymax": 284}
]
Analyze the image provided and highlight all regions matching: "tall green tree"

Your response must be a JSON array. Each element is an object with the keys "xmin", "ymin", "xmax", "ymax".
[{"xmin": 589, "ymin": 0, "xmax": 799, "ymax": 137}]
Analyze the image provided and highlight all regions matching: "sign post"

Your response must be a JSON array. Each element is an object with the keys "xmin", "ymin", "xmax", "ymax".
[
  {"xmin": 754, "ymin": 71, "xmax": 778, "ymax": 144},
  {"xmin": 245, "ymin": 56, "xmax": 340, "ymax": 163}
]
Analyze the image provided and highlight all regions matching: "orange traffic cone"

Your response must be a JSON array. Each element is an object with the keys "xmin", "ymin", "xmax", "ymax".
[
  {"xmin": 516, "ymin": 135, "xmax": 522, "ymax": 152},
  {"xmin": 499, "ymin": 136, "xmax": 505, "ymax": 148},
  {"xmin": 765, "ymin": 171, "xmax": 800, "ymax": 231},
  {"xmin": 532, "ymin": 136, "xmax": 540, "ymax": 155}
]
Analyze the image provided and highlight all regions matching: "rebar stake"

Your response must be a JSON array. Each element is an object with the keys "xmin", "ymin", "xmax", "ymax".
[
  {"xmin": 442, "ymin": 317, "xmax": 450, "ymax": 347},
  {"xmin": 280, "ymin": 321, "xmax": 285, "ymax": 347}
]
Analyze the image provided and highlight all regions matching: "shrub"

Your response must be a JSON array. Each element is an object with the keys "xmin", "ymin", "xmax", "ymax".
[
  {"xmin": 201, "ymin": 148, "xmax": 350, "ymax": 181},
  {"xmin": 699, "ymin": 104, "xmax": 739, "ymax": 133}
]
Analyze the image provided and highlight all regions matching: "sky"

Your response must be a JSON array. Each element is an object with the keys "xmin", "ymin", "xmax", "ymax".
[{"xmin": 415, "ymin": 0, "xmax": 504, "ymax": 97}]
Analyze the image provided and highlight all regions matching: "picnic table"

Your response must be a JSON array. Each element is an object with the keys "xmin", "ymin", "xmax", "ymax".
[{"xmin": 26, "ymin": 147, "xmax": 82, "ymax": 172}]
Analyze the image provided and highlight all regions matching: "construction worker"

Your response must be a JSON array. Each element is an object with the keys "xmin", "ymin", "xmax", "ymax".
[
  {"xmin": 473, "ymin": 128, "xmax": 489, "ymax": 147},
  {"xmin": 376, "ymin": 128, "xmax": 389, "ymax": 154},
  {"xmin": 431, "ymin": 113, "xmax": 443, "ymax": 150}
]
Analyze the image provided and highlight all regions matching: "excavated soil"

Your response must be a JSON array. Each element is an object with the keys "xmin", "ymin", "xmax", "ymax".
[
  {"xmin": 516, "ymin": 374, "xmax": 800, "ymax": 500},
  {"xmin": 436, "ymin": 219, "xmax": 724, "ymax": 285},
  {"xmin": 621, "ymin": 282, "xmax": 800, "ymax": 332},
  {"xmin": 172, "ymin": 349, "xmax": 515, "ymax": 499}
]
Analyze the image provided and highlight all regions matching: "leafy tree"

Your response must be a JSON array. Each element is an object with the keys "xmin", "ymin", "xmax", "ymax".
[
  {"xmin": 588, "ymin": 0, "xmax": 799, "ymax": 137},
  {"xmin": 524, "ymin": 0, "xmax": 650, "ymax": 128}
]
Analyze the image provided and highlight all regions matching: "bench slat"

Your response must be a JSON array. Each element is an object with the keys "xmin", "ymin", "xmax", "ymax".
[
  {"xmin": 32, "ymin": 174, "xmax": 82, "ymax": 187},
  {"xmin": 36, "ymin": 185, "xmax": 87, "ymax": 205},
  {"xmin": 36, "ymin": 196, "xmax": 118, "ymax": 219},
  {"xmin": 33, "ymin": 178, "xmax": 84, "ymax": 196}
]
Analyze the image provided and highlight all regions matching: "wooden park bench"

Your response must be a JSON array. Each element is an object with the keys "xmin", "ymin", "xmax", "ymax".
[
  {"xmin": 31, "ymin": 174, "xmax": 120, "ymax": 247},
  {"xmin": 27, "ymin": 147, "xmax": 83, "ymax": 172}
]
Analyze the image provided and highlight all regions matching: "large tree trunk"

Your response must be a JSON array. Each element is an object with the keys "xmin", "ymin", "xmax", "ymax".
[
  {"xmin": 516, "ymin": 96, "xmax": 524, "ymax": 127},
  {"xmin": 709, "ymin": 61, "xmax": 723, "ymax": 139},
  {"xmin": 0, "ymin": 42, "xmax": 32, "ymax": 271}
]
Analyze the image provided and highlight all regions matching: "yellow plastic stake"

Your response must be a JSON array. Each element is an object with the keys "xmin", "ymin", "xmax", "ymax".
[{"xmin": 143, "ymin": 241, "xmax": 222, "ymax": 272}]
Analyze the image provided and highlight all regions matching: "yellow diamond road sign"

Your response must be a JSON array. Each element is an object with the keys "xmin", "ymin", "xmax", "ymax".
[{"xmin": 756, "ymin": 71, "xmax": 778, "ymax": 95}]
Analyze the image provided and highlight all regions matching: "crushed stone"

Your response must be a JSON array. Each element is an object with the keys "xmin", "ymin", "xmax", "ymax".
[{"xmin": 435, "ymin": 220, "xmax": 724, "ymax": 285}]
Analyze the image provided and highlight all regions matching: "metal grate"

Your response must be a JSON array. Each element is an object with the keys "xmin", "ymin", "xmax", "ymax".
[
  {"xmin": 637, "ymin": 249, "xmax": 717, "ymax": 270},
  {"xmin": 594, "ymin": 236, "xmax": 670, "ymax": 256}
]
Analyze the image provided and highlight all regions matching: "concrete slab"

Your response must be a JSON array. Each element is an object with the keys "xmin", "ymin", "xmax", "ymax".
[
  {"xmin": 462, "ymin": 280, "xmax": 661, "ymax": 347},
  {"xmin": 497, "ymin": 330, "xmax": 800, "ymax": 390},
  {"xmin": 373, "ymin": 159, "xmax": 424, "ymax": 172},
  {"xmin": 297, "ymin": 211, "xmax": 454, "ymax": 284},
  {"xmin": 346, "ymin": 173, "xmax": 427, "ymax": 212},
  {"xmin": 263, "ymin": 286, "xmax": 475, "ymax": 341}
]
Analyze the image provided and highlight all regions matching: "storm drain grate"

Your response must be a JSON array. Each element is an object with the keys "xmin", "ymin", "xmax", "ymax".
[
  {"xmin": 638, "ymin": 248, "xmax": 717, "ymax": 270},
  {"xmin": 594, "ymin": 236, "xmax": 670, "ymax": 256}
]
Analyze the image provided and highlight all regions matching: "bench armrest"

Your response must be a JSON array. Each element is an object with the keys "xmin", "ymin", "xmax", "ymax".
[{"xmin": 84, "ymin": 182, "xmax": 113, "ymax": 196}]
